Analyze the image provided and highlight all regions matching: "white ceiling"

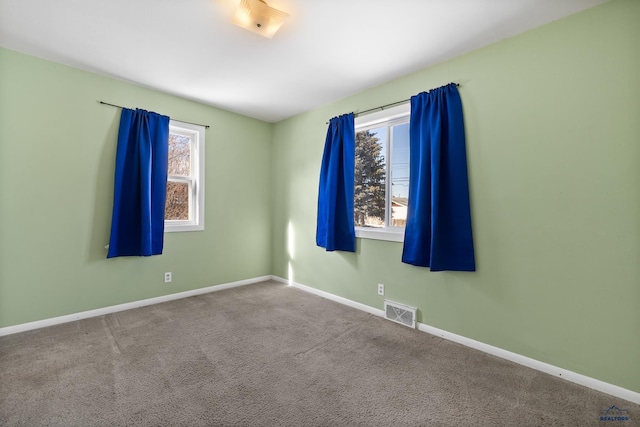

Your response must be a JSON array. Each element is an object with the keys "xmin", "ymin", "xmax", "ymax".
[{"xmin": 0, "ymin": 0, "xmax": 607, "ymax": 123}]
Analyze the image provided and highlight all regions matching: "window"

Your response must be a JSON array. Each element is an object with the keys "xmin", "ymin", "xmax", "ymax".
[
  {"xmin": 165, "ymin": 121, "xmax": 205, "ymax": 232},
  {"xmin": 354, "ymin": 103, "xmax": 410, "ymax": 242}
]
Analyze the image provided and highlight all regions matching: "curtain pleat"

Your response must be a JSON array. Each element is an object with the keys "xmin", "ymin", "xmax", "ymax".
[
  {"xmin": 107, "ymin": 108, "xmax": 169, "ymax": 258},
  {"xmin": 316, "ymin": 113, "xmax": 356, "ymax": 252},
  {"xmin": 402, "ymin": 84, "xmax": 475, "ymax": 271}
]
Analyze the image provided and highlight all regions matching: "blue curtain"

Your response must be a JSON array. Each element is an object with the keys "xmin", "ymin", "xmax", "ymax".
[
  {"xmin": 316, "ymin": 113, "xmax": 356, "ymax": 252},
  {"xmin": 402, "ymin": 84, "xmax": 475, "ymax": 271},
  {"xmin": 107, "ymin": 108, "xmax": 170, "ymax": 258}
]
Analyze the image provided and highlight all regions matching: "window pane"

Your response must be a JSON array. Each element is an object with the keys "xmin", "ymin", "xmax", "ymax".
[
  {"xmin": 165, "ymin": 181, "xmax": 190, "ymax": 220},
  {"xmin": 168, "ymin": 133, "xmax": 191, "ymax": 177},
  {"xmin": 354, "ymin": 127, "xmax": 386, "ymax": 228},
  {"xmin": 391, "ymin": 123, "xmax": 409, "ymax": 227}
]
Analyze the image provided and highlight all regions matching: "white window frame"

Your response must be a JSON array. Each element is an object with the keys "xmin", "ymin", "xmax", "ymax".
[
  {"xmin": 354, "ymin": 103, "xmax": 410, "ymax": 243},
  {"xmin": 165, "ymin": 120, "xmax": 205, "ymax": 232}
]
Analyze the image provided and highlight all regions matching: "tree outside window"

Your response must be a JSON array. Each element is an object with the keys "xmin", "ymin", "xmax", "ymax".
[{"xmin": 355, "ymin": 128, "xmax": 386, "ymax": 227}]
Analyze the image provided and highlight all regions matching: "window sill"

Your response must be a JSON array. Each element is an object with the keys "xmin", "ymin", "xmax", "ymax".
[
  {"xmin": 165, "ymin": 223, "xmax": 204, "ymax": 233},
  {"xmin": 355, "ymin": 228, "xmax": 404, "ymax": 243}
]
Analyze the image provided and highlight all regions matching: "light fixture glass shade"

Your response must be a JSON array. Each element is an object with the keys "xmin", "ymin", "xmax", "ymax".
[{"xmin": 232, "ymin": 0, "xmax": 289, "ymax": 39}]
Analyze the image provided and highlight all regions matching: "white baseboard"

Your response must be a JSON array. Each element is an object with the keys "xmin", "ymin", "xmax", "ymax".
[
  {"xmin": 417, "ymin": 323, "xmax": 640, "ymax": 405},
  {"xmin": 0, "ymin": 275, "xmax": 272, "ymax": 337},
  {"xmin": 271, "ymin": 275, "xmax": 640, "ymax": 405},
  {"xmin": 272, "ymin": 275, "xmax": 385, "ymax": 318}
]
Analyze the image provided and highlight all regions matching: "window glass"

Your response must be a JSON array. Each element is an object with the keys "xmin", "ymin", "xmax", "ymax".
[
  {"xmin": 355, "ymin": 126, "xmax": 386, "ymax": 228},
  {"xmin": 165, "ymin": 181, "xmax": 190, "ymax": 220},
  {"xmin": 168, "ymin": 133, "xmax": 191, "ymax": 177},
  {"xmin": 391, "ymin": 123, "xmax": 409, "ymax": 227}
]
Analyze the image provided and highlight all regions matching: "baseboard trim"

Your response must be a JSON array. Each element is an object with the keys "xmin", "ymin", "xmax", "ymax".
[
  {"xmin": 271, "ymin": 275, "xmax": 385, "ymax": 318},
  {"xmin": 0, "ymin": 275, "xmax": 272, "ymax": 337},
  {"xmin": 417, "ymin": 323, "xmax": 640, "ymax": 405},
  {"xmin": 271, "ymin": 275, "xmax": 640, "ymax": 405}
]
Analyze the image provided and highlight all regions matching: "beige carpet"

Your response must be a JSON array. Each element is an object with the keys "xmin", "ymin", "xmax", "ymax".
[{"xmin": 1, "ymin": 280, "xmax": 638, "ymax": 426}]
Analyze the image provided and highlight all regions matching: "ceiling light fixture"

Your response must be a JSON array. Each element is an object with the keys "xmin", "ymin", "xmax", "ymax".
[{"xmin": 232, "ymin": 0, "xmax": 289, "ymax": 39}]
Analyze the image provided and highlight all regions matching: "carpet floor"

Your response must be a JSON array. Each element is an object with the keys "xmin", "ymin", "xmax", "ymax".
[{"xmin": 1, "ymin": 280, "xmax": 638, "ymax": 426}]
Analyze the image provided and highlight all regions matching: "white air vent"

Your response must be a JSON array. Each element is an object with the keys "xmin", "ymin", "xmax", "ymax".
[{"xmin": 384, "ymin": 300, "xmax": 417, "ymax": 329}]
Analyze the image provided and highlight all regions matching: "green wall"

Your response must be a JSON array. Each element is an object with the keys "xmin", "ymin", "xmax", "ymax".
[
  {"xmin": 0, "ymin": 48, "xmax": 273, "ymax": 328},
  {"xmin": 271, "ymin": 0, "xmax": 639, "ymax": 393}
]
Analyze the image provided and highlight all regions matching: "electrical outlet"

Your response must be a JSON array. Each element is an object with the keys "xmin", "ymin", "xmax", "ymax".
[
  {"xmin": 377, "ymin": 283, "xmax": 385, "ymax": 296},
  {"xmin": 164, "ymin": 272, "xmax": 172, "ymax": 283}
]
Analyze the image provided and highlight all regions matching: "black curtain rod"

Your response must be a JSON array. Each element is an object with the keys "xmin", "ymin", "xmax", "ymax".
[
  {"xmin": 326, "ymin": 83, "xmax": 460, "ymax": 124},
  {"xmin": 99, "ymin": 101, "xmax": 210, "ymax": 129}
]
